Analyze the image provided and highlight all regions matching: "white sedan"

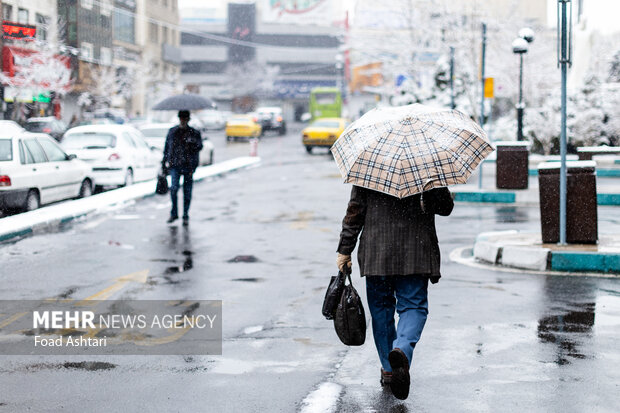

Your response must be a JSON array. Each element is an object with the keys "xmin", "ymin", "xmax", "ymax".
[
  {"xmin": 62, "ymin": 125, "xmax": 160, "ymax": 188},
  {"xmin": 138, "ymin": 123, "xmax": 214, "ymax": 166},
  {"xmin": 0, "ymin": 131, "xmax": 94, "ymax": 212}
]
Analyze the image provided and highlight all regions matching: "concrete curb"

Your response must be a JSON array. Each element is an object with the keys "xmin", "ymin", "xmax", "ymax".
[
  {"xmin": 472, "ymin": 231, "xmax": 620, "ymax": 274},
  {"xmin": 0, "ymin": 157, "xmax": 261, "ymax": 243}
]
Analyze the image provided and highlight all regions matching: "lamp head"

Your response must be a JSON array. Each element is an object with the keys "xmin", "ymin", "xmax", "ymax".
[
  {"xmin": 512, "ymin": 38, "xmax": 529, "ymax": 54},
  {"xmin": 519, "ymin": 27, "xmax": 535, "ymax": 43}
]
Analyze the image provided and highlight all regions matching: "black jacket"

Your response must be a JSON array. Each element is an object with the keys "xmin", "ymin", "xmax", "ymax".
[
  {"xmin": 337, "ymin": 186, "xmax": 454, "ymax": 282},
  {"xmin": 163, "ymin": 125, "xmax": 203, "ymax": 170}
]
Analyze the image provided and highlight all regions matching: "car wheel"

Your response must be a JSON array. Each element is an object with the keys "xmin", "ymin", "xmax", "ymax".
[
  {"xmin": 305, "ymin": 146, "xmax": 312, "ymax": 154},
  {"xmin": 226, "ymin": 136, "xmax": 232, "ymax": 142},
  {"xmin": 24, "ymin": 190, "xmax": 40, "ymax": 212},
  {"xmin": 123, "ymin": 168, "xmax": 134, "ymax": 187},
  {"xmin": 78, "ymin": 179, "xmax": 92, "ymax": 198},
  {"xmin": 279, "ymin": 125, "xmax": 286, "ymax": 135}
]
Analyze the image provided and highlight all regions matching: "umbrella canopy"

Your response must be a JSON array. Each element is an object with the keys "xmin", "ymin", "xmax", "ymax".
[
  {"xmin": 152, "ymin": 93, "xmax": 216, "ymax": 111},
  {"xmin": 331, "ymin": 104, "xmax": 494, "ymax": 198}
]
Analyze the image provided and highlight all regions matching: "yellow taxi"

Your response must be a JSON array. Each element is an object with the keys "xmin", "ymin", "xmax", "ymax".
[
  {"xmin": 302, "ymin": 118, "xmax": 349, "ymax": 153},
  {"xmin": 225, "ymin": 114, "xmax": 262, "ymax": 141}
]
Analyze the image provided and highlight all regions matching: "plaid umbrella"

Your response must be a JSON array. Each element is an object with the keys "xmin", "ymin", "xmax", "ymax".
[{"xmin": 331, "ymin": 104, "xmax": 494, "ymax": 198}]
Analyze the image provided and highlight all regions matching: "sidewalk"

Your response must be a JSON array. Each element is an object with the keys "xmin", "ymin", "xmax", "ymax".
[
  {"xmin": 473, "ymin": 230, "xmax": 620, "ymax": 274},
  {"xmin": 0, "ymin": 157, "xmax": 261, "ymax": 243},
  {"xmin": 453, "ymin": 155, "xmax": 620, "ymax": 206}
]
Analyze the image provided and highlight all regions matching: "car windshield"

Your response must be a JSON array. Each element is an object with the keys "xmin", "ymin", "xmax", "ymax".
[
  {"xmin": 311, "ymin": 120, "xmax": 340, "ymax": 128},
  {"xmin": 24, "ymin": 122, "xmax": 52, "ymax": 132},
  {"xmin": 140, "ymin": 128, "xmax": 169, "ymax": 138},
  {"xmin": 230, "ymin": 116, "xmax": 251, "ymax": 122},
  {"xmin": 0, "ymin": 139, "xmax": 12, "ymax": 161},
  {"xmin": 62, "ymin": 133, "xmax": 117, "ymax": 149}
]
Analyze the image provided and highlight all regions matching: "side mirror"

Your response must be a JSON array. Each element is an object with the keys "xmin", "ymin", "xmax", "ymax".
[
  {"xmin": 67, "ymin": 154, "xmax": 77, "ymax": 160},
  {"xmin": 300, "ymin": 113, "xmax": 312, "ymax": 122}
]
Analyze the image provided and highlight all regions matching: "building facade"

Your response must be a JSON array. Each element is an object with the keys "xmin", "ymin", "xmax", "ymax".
[{"xmin": 179, "ymin": 1, "xmax": 346, "ymax": 118}]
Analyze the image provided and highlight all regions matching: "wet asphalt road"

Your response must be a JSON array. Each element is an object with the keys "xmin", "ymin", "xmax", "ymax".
[{"xmin": 1, "ymin": 125, "xmax": 620, "ymax": 412}]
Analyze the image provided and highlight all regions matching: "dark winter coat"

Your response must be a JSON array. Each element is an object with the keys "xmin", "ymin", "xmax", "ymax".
[
  {"xmin": 163, "ymin": 125, "xmax": 203, "ymax": 171},
  {"xmin": 337, "ymin": 186, "xmax": 454, "ymax": 283}
]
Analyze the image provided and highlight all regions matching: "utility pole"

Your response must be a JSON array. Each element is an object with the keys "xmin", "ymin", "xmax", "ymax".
[
  {"xmin": 478, "ymin": 23, "xmax": 487, "ymax": 189},
  {"xmin": 558, "ymin": 0, "xmax": 572, "ymax": 245},
  {"xmin": 479, "ymin": 23, "xmax": 487, "ymax": 127},
  {"xmin": 449, "ymin": 46, "xmax": 455, "ymax": 110}
]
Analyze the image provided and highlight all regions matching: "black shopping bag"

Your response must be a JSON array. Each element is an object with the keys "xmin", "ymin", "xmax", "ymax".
[
  {"xmin": 333, "ymin": 272, "xmax": 366, "ymax": 346},
  {"xmin": 155, "ymin": 173, "xmax": 168, "ymax": 195},
  {"xmin": 322, "ymin": 271, "xmax": 346, "ymax": 320}
]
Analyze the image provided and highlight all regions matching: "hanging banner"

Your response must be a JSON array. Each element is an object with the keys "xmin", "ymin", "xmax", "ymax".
[{"xmin": 262, "ymin": 0, "xmax": 333, "ymax": 26}]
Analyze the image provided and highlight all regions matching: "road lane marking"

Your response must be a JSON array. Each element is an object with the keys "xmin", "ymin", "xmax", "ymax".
[
  {"xmin": 0, "ymin": 312, "xmax": 27, "ymax": 329},
  {"xmin": 76, "ymin": 269, "xmax": 149, "ymax": 305}
]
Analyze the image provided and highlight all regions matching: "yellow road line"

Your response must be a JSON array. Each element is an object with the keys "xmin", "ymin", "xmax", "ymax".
[{"xmin": 0, "ymin": 312, "xmax": 27, "ymax": 329}]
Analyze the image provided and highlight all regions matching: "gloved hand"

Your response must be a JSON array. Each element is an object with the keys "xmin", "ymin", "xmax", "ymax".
[{"xmin": 337, "ymin": 253, "xmax": 352, "ymax": 274}]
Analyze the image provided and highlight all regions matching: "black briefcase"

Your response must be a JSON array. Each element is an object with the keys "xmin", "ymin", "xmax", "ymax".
[
  {"xmin": 322, "ymin": 271, "xmax": 346, "ymax": 320},
  {"xmin": 333, "ymin": 272, "xmax": 366, "ymax": 346},
  {"xmin": 155, "ymin": 172, "xmax": 168, "ymax": 195}
]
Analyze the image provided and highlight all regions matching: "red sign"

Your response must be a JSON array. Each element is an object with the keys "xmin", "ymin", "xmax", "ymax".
[
  {"xmin": 2, "ymin": 46, "xmax": 72, "ymax": 91},
  {"xmin": 2, "ymin": 21, "xmax": 37, "ymax": 41}
]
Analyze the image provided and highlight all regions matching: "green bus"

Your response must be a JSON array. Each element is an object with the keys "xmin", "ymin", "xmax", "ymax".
[{"xmin": 309, "ymin": 87, "xmax": 342, "ymax": 120}]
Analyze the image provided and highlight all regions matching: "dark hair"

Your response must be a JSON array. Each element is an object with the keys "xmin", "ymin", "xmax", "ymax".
[{"xmin": 178, "ymin": 110, "xmax": 190, "ymax": 119}]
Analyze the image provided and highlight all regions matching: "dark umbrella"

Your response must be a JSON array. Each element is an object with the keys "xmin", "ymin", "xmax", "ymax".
[{"xmin": 152, "ymin": 93, "xmax": 216, "ymax": 111}]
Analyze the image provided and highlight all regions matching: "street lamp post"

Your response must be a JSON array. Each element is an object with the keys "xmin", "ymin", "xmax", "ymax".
[{"xmin": 512, "ymin": 28, "xmax": 534, "ymax": 141}]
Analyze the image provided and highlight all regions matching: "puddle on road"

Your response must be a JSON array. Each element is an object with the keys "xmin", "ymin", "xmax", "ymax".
[
  {"xmin": 231, "ymin": 277, "xmax": 265, "ymax": 283},
  {"xmin": 227, "ymin": 255, "xmax": 260, "ymax": 263},
  {"xmin": 19, "ymin": 361, "xmax": 117, "ymax": 372}
]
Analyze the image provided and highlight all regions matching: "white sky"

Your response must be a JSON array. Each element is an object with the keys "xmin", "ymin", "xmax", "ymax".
[
  {"xmin": 178, "ymin": 1, "xmax": 619, "ymax": 34},
  {"xmin": 547, "ymin": 0, "xmax": 620, "ymax": 34}
]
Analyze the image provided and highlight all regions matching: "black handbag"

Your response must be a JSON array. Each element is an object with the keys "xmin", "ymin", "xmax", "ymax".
[
  {"xmin": 155, "ymin": 172, "xmax": 168, "ymax": 195},
  {"xmin": 322, "ymin": 271, "xmax": 346, "ymax": 320},
  {"xmin": 333, "ymin": 272, "xmax": 366, "ymax": 346}
]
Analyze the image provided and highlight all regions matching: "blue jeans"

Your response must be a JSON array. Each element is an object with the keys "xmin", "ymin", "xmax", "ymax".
[
  {"xmin": 366, "ymin": 275, "xmax": 428, "ymax": 372},
  {"xmin": 169, "ymin": 167, "xmax": 193, "ymax": 218}
]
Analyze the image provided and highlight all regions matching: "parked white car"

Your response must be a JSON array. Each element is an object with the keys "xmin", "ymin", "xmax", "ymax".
[
  {"xmin": 198, "ymin": 110, "xmax": 226, "ymax": 130},
  {"xmin": 0, "ymin": 131, "xmax": 94, "ymax": 212},
  {"xmin": 138, "ymin": 123, "xmax": 215, "ymax": 166},
  {"xmin": 62, "ymin": 125, "xmax": 160, "ymax": 188}
]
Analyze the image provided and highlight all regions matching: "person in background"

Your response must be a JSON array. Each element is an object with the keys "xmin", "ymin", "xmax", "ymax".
[{"xmin": 162, "ymin": 110, "xmax": 203, "ymax": 225}]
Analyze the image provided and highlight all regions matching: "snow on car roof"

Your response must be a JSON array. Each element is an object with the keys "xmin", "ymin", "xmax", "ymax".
[{"xmin": 65, "ymin": 124, "xmax": 139, "ymax": 133}]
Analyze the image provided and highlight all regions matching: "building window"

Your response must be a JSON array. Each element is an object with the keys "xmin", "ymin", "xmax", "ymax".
[
  {"xmin": 36, "ymin": 14, "xmax": 49, "ymax": 41},
  {"xmin": 100, "ymin": 47, "xmax": 112, "ymax": 66},
  {"xmin": 113, "ymin": 9, "xmax": 135, "ymax": 44},
  {"xmin": 17, "ymin": 8, "xmax": 29, "ymax": 24},
  {"xmin": 81, "ymin": 0, "xmax": 93, "ymax": 10},
  {"xmin": 81, "ymin": 42, "xmax": 94, "ymax": 61},
  {"xmin": 162, "ymin": 26, "xmax": 168, "ymax": 44},
  {"xmin": 2, "ymin": 4, "xmax": 12, "ymax": 21},
  {"xmin": 100, "ymin": 0, "xmax": 112, "ymax": 17},
  {"xmin": 149, "ymin": 22, "xmax": 159, "ymax": 43}
]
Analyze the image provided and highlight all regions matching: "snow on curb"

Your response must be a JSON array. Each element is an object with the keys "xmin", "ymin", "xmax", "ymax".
[
  {"xmin": 0, "ymin": 157, "xmax": 261, "ymax": 242},
  {"xmin": 299, "ymin": 382, "xmax": 342, "ymax": 413}
]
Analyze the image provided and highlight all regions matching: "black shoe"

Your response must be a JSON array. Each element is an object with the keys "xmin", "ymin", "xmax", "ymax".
[
  {"xmin": 388, "ymin": 348, "xmax": 410, "ymax": 400},
  {"xmin": 167, "ymin": 216, "xmax": 178, "ymax": 224},
  {"xmin": 380, "ymin": 368, "xmax": 392, "ymax": 387},
  {"xmin": 182, "ymin": 216, "xmax": 189, "ymax": 226}
]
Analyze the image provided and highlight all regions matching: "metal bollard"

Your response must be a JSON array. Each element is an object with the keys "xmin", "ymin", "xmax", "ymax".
[{"xmin": 249, "ymin": 138, "xmax": 258, "ymax": 157}]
